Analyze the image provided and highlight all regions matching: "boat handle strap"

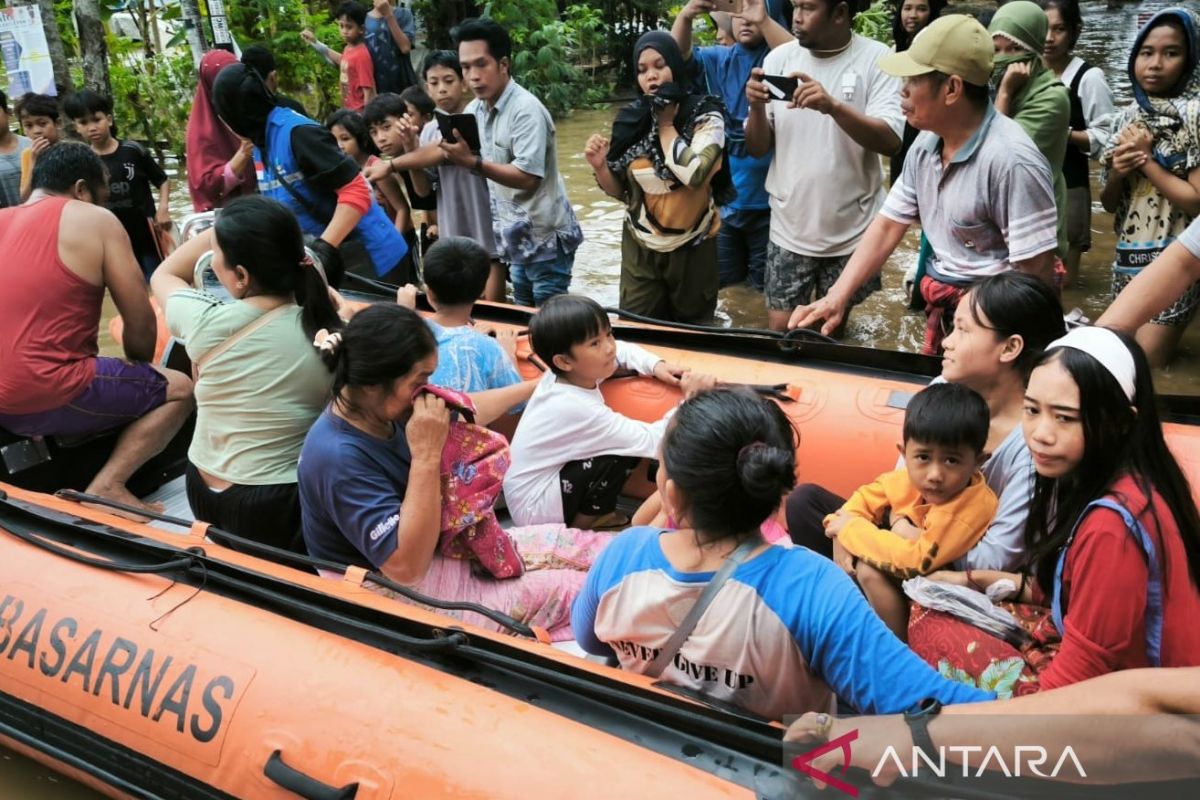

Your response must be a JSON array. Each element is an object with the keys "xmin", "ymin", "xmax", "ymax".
[{"xmin": 264, "ymin": 749, "xmax": 359, "ymax": 800}]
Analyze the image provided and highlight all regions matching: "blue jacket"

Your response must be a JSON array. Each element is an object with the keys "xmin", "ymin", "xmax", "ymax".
[{"xmin": 256, "ymin": 107, "xmax": 406, "ymax": 276}]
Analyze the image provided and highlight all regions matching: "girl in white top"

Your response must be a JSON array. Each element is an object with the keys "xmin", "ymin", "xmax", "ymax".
[
  {"xmin": 1042, "ymin": 0, "xmax": 1116, "ymax": 282},
  {"xmin": 504, "ymin": 295, "xmax": 712, "ymax": 528}
]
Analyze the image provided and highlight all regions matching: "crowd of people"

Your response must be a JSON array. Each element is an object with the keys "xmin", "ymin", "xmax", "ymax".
[{"xmin": 2, "ymin": 0, "xmax": 1200, "ymax": 775}]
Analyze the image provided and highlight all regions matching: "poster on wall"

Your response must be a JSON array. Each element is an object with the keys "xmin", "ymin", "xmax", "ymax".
[{"xmin": 0, "ymin": 5, "xmax": 55, "ymax": 97}]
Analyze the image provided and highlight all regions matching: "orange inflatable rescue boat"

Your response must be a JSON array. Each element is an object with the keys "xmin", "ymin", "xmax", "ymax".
[{"xmin": 2, "ymin": 284, "xmax": 1199, "ymax": 799}]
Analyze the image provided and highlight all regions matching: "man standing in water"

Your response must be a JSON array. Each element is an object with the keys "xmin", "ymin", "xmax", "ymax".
[
  {"xmin": 0, "ymin": 143, "xmax": 193, "ymax": 516},
  {"xmin": 788, "ymin": 15, "xmax": 1059, "ymax": 348},
  {"xmin": 441, "ymin": 17, "xmax": 583, "ymax": 307},
  {"xmin": 745, "ymin": 0, "xmax": 904, "ymax": 332}
]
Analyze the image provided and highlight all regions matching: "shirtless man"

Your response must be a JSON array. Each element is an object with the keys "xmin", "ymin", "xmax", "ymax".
[{"xmin": 0, "ymin": 142, "xmax": 193, "ymax": 515}]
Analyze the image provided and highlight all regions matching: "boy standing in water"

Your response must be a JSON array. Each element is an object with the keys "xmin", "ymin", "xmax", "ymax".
[
  {"xmin": 15, "ymin": 93, "xmax": 60, "ymax": 201},
  {"xmin": 64, "ymin": 90, "xmax": 172, "ymax": 280},
  {"xmin": 303, "ymin": 2, "xmax": 377, "ymax": 112},
  {"xmin": 0, "ymin": 89, "xmax": 31, "ymax": 207},
  {"xmin": 824, "ymin": 382, "xmax": 998, "ymax": 640}
]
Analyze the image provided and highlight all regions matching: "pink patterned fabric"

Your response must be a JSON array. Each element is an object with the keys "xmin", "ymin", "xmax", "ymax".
[
  {"xmin": 416, "ymin": 384, "xmax": 525, "ymax": 579},
  {"xmin": 366, "ymin": 524, "xmax": 615, "ymax": 640}
]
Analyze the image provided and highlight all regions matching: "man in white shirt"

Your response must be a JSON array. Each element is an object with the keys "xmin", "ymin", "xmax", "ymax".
[{"xmin": 745, "ymin": 0, "xmax": 903, "ymax": 332}]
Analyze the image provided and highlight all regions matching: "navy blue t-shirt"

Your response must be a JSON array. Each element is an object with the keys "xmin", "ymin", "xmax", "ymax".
[{"xmin": 298, "ymin": 409, "xmax": 412, "ymax": 568}]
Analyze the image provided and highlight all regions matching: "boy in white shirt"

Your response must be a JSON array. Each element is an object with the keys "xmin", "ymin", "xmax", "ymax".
[{"xmin": 504, "ymin": 295, "xmax": 712, "ymax": 528}]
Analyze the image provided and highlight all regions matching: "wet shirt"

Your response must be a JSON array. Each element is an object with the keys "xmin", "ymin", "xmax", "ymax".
[
  {"xmin": 467, "ymin": 79, "xmax": 583, "ymax": 265},
  {"xmin": 572, "ymin": 526, "xmax": 994, "ymax": 719},
  {"xmin": 99, "ymin": 140, "xmax": 168, "ymax": 262}
]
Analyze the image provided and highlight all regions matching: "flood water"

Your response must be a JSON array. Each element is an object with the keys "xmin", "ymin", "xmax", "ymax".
[{"xmin": 3, "ymin": 1, "xmax": 1195, "ymax": 796}]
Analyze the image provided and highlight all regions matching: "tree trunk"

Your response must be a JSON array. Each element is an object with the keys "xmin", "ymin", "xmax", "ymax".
[
  {"xmin": 15, "ymin": 0, "xmax": 73, "ymax": 95},
  {"xmin": 73, "ymin": 0, "xmax": 111, "ymax": 95}
]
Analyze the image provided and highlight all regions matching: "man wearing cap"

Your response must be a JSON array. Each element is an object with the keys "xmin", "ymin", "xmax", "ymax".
[
  {"xmin": 745, "ymin": 0, "xmax": 904, "ymax": 333},
  {"xmin": 789, "ymin": 14, "xmax": 1059, "ymax": 350}
]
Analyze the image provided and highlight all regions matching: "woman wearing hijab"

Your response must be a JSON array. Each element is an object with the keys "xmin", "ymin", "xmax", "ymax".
[
  {"xmin": 584, "ymin": 31, "xmax": 733, "ymax": 323},
  {"xmin": 990, "ymin": 1, "xmax": 1071, "ymax": 263},
  {"xmin": 210, "ymin": 63, "xmax": 408, "ymax": 287},
  {"xmin": 187, "ymin": 50, "xmax": 256, "ymax": 212},
  {"xmin": 1099, "ymin": 7, "xmax": 1200, "ymax": 366}
]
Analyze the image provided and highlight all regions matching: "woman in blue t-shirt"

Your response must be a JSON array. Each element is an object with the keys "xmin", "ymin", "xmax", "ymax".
[
  {"xmin": 571, "ymin": 388, "xmax": 992, "ymax": 721},
  {"xmin": 297, "ymin": 303, "xmax": 613, "ymax": 639}
]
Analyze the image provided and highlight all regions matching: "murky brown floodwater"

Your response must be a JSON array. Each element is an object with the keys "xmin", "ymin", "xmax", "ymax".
[{"xmin": 5, "ymin": 2, "xmax": 1196, "ymax": 796}]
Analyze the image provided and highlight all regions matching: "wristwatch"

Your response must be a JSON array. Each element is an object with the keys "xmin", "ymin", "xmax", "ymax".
[
  {"xmin": 903, "ymin": 697, "xmax": 942, "ymax": 756},
  {"xmin": 471, "ymin": 154, "xmax": 484, "ymax": 175}
]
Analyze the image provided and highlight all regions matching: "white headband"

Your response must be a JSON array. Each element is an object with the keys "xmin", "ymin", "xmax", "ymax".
[{"xmin": 1045, "ymin": 327, "xmax": 1136, "ymax": 403}]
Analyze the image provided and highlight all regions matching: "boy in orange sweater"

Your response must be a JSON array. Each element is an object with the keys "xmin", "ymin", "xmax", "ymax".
[{"xmin": 825, "ymin": 382, "xmax": 998, "ymax": 639}]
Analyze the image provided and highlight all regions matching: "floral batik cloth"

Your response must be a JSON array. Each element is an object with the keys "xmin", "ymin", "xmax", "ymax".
[
  {"xmin": 908, "ymin": 600, "xmax": 1062, "ymax": 698},
  {"xmin": 417, "ymin": 384, "xmax": 524, "ymax": 579}
]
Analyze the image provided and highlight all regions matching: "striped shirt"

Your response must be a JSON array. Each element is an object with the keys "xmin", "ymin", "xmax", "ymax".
[{"xmin": 881, "ymin": 105, "xmax": 1058, "ymax": 285}]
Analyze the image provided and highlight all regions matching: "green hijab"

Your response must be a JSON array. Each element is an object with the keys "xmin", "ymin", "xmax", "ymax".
[{"xmin": 989, "ymin": 0, "xmax": 1070, "ymax": 255}]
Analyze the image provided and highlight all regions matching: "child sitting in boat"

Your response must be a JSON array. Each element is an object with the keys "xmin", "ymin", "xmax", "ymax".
[
  {"xmin": 395, "ymin": 236, "xmax": 522, "ymax": 394},
  {"xmin": 824, "ymin": 382, "xmax": 998, "ymax": 640},
  {"xmin": 504, "ymin": 294, "xmax": 711, "ymax": 529},
  {"xmin": 571, "ymin": 388, "xmax": 992, "ymax": 720}
]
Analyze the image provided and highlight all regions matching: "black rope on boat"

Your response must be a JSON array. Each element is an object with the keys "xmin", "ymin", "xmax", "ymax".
[
  {"xmin": 777, "ymin": 325, "xmax": 839, "ymax": 350},
  {"xmin": 0, "ymin": 515, "xmax": 203, "ymax": 575},
  {"xmin": 51, "ymin": 489, "xmax": 539, "ymax": 638},
  {"xmin": 602, "ymin": 306, "xmax": 840, "ymax": 344},
  {"xmin": 341, "ymin": 270, "xmax": 403, "ymax": 297}
]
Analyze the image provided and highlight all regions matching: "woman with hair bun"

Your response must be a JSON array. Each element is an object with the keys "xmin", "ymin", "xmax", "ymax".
[
  {"xmin": 151, "ymin": 195, "xmax": 341, "ymax": 553},
  {"xmin": 298, "ymin": 303, "xmax": 615, "ymax": 639},
  {"xmin": 571, "ymin": 388, "xmax": 991, "ymax": 720}
]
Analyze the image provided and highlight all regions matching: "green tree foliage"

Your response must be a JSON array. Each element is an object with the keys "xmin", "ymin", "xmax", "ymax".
[{"xmin": 853, "ymin": 0, "xmax": 895, "ymax": 46}]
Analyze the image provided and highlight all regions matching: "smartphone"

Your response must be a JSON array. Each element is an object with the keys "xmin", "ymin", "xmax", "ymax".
[
  {"xmin": 762, "ymin": 74, "xmax": 800, "ymax": 101},
  {"xmin": 711, "ymin": 0, "xmax": 745, "ymax": 12}
]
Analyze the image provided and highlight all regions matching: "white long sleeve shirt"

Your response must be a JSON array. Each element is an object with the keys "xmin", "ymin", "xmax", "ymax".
[{"xmin": 503, "ymin": 341, "xmax": 666, "ymax": 526}]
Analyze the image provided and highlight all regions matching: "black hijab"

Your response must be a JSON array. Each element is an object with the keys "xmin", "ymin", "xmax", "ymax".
[
  {"xmin": 607, "ymin": 31, "xmax": 734, "ymax": 205},
  {"xmin": 211, "ymin": 63, "xmax": 277, "ymax": 147}
]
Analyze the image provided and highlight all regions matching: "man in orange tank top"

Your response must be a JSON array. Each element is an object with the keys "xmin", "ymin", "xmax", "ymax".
[{"xmin": 0, "ymin": 143, "xmax": 193, "ymax": 517}]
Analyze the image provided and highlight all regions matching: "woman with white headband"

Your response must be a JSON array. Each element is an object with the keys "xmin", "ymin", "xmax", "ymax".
[{"xmin": 914, "ymin": 326, "xmax": 1200, "ymax": 695}]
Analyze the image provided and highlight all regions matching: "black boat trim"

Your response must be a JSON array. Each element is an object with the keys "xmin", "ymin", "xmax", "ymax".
[
  {"xmin": 3, "ymin": 491, "xmax": 1198, "ymax": 798},
  {"xmin": 0, "ymin": 490, "xmax": 803, "ymax": 795},
  {"xmin": 0, "ymin": 689, "xmax": 238, "ymax": 800},
  {"xmin": 337, "ymin": 285, "xmax": 1200, "ymax": 420},
  {"xmin": 52, "ymin": 488, "xmax": 541, "ymax": 639}
]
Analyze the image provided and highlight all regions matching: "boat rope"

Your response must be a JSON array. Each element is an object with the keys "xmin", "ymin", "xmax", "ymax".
[
  {"xmin": 602, "ymin": 306, "xmax": 840, "ymax": 344},
  {"xmin": 0, "ymin": 512, "xmax": 203, "ymax": 574},
  {"xmin": 51, "ymin": 489, "xmax": 539, "ymax": 638},
  {"xmin": 333, "ymin": 271, "xmax": 841, "ymax": 345}
]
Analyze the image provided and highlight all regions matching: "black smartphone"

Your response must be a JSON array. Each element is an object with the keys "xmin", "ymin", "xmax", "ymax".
[{"xmin": 762, "ymin": 74, "xmax": 800, "ymax": 102}]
